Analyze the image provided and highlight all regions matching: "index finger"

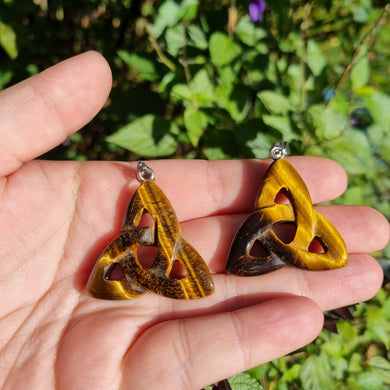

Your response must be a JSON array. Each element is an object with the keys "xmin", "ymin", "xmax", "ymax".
[{"xmin": 135, "ymin": 157, "xmax": 348, "ymax": 221}]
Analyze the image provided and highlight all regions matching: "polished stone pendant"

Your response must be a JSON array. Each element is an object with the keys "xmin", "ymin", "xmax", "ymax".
[
  {"xmin": 87, "ymin": 162, "xmax": 214, "ymax": 300},
  {"xmin": 226, "ymin": 142, "xmax": 348, "ymax": 276}
]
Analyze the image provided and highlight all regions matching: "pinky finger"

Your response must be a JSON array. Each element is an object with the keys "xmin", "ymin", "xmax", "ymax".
[{"xmin": 122, "ymin": 296, "xmax": 324, "ymax": 389}]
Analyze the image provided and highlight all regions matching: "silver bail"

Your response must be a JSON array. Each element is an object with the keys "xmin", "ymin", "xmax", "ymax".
[
  {"xmin": 137, "ymin": 161, "xmax": 155, "ymax": 182},
  {"xmin": 270, "ymin": 142, "xmax": 288, "ymax": 160}
]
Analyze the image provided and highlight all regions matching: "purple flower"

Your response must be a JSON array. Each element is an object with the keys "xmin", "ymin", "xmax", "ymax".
[{"xmin": 249, "ymin": 0, "xmax": 266, "ymax": 23}]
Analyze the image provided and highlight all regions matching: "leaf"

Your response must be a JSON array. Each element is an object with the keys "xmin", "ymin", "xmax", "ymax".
[
  {"xmin": 0, "ymin": 70, "xmax": 12, "ymax": 89},
  {"xmin": 281, "ymin": 364, "xmax": 301, "ymax": 382},
  {"xmin": 187, "ymin": 25, "xmax": 208, "ymax": 50},
  {"xmin": 236, "ymin": 15, "xmax": 267, "ymax": 47},
  {"xmin": 117, "ymin": 51, "xmax": 159, "ymax": 81},
  {"xmin": 369, "ymin": 323, "xmax": 390, "ymax": 349},
  {"xmin": 216, "ymin": 84, "xmax": 250, "ymax": 123},
  {"xmin": 203, "ymin": 130, "xmax": 237, "ymax": 160},
  {"xmin": 0, "ymin": 21, "xmax": 18, "ymax": 59},
  {"xmin": 262, "ymin": 115, "xmax": 295, "ymax": 141},
  {"xmin": 228, "ymin": 372, "xmax": 264, "ymax": 390},
  {"xmin": 165, "ymin": 24, "xmax": 186, "ymax": 56},
  {"xmin": 364, "ymin": 92, "xmax": 390, "ymax": 134},
  {"xmin": 306, "ymin": 40, "xmax": 326, "ymax": 76},
  {"xmin": 351, "ymin": 56, "xmax": 370, "ymax": 89},
  {"xmin": 309, "ymin": 104, "xmax": 348, "ymax": 140},
  {"xmin": 209, "ymin": 32, "xmax": 241, "ymax": 67},
  {"xmin": 234, "ymin": 120, "xmax": 281, "ymax": 158},
  {"xmin": 369, "ymin": 356, "xmax": 390, "ymax": 383},
  {"xmin": 171, "ymin": 83, "xmax": 192, "ymax": 102},
  {"xmin": 106, "ymin": 115, "xmax": 178, "ymax": 157},
  {"xmin": 191, "ymin": 68, "xmax": 214, "ymax": 106},
  {"xmin": 300, "ymin": 354, "xmax": 335, "ymax": 390},
  {"xmin": 184, "ymin": 107, "xmax": 209, "ymax": 146},
  {"xmin": 348, "ymin": 352, "xmax": 364, "ymax": 374},
  {"xmin": 178, "ymin": 0, "xmax": 199, "ymax": 21},
  {"xmin": 257, "ymin": 91, "xmax": 291, "ymax": 115},
  {"xmin": 148, "ymin": 0, "xmax": 181, "ymax": 38},
  {"xmin": 356, "ymin": 371, "xmax": 384, "ymax": 390}
]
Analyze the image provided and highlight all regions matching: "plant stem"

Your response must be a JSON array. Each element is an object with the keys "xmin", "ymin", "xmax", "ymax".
[
  {"xmin": 179, "ymin": 38, "xmax": 198, "ymax": 111},
  {"xmin": 145, "ymin": 26, "xmax": 176, "ymax": 72},
  {"xmin": 329, "ymin": 4, "xmax": 390, "ymax": 104}
]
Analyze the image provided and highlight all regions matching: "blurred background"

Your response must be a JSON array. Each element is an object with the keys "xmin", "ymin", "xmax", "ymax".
[{"xmin": 1, "ymin": 0, "xmax": 390, "ymax": 388}]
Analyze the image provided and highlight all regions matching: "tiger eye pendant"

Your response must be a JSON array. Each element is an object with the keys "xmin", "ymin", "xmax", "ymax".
[
  {"xmin": 226, "ymin": 142, "xmax": 348, "ymax": 276},
  {"xmin": 87, "ymin": 161, "xmax": 214, "ymax": 300}
]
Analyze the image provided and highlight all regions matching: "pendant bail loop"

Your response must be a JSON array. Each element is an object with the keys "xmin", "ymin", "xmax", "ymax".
[
  {"xmin": 270, "ymin": 142, "xmax": 288, "ymax": 160},
  {"xmin": 137, "ymin": 161, "xmax": 155, "ymax": 182}
]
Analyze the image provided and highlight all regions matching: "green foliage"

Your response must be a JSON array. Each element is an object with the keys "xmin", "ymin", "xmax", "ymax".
[
  {"xmin": 1, "ymin": 0, "xmax": 390, "ymax": 389},
  {"xmin": 205, "ymin": 373, "xmax": 264, "ymax": 390}
]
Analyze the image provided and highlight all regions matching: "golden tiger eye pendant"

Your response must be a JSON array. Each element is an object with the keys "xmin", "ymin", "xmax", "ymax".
[
  {"xmin": 87, "ymin": 162, "xmax": 214, "ymax": 300},
  {"xmin": 226, "ymin": 142, "xmax": 348, "ymax": 276}
]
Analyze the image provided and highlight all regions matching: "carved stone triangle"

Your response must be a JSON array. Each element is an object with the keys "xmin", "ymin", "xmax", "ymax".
[
  {"xmin": 226, "ymin": 158, "xmax": 348, "ymax": 276},
  {"xmin": 87, "ymin": 180, "xmax": 214, "ymax": 299}
]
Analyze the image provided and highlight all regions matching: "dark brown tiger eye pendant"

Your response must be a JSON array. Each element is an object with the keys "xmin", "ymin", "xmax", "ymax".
[
  {"xmin": 226, "ymin": 142, "xmax": 348, "ymax": 276},
  {"xmin": 87, "ymin": 162, "xmax": 214, "ymax": 300}
]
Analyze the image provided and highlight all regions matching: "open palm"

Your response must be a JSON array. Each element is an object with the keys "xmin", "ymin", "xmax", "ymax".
[{"xmin": 0, "ymin": 52, "xmax": 388, "ymax": 390}]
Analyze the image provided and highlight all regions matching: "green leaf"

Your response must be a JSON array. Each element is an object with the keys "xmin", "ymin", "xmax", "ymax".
[
  {"xmin": 158, "ymin": 71, "xmax": 176, "ymax": 93},
  {"xmin": 257, "ymin": 91, "xmax": 292, "ymax": 115},
  {"xmin": 234, "ymin": 120, "xmax": 281, "ymax": 158},
  {"xmin": 0, "ymin": 21, "xmax": 18, "ymax": 59},
  {"xmin": 369, "ymin": 356, "xmax": 390, "ymax": 383},
  {"xmin": 348, "ymin": 352, "xmax": 364, "ymax": 374},
  {"xmin": 300, "ymin": 354, "xmax": 335, "ymax": 390},
  {"xmin": 203, "ymin": 130, "xmax": 237, "ymax": 159},
  {"xmin": 149, "ymin": 0, "xmax": 181, "ymax": 38},
  {"xmin": 356, "ymin": 371, "xmax": 384, "ymax": 390},
  {"xmin": 170, "ymin": 83, "xmax": 192, "ymax": 102},
  {"xmin": 165, "ymin": 24, "xmax": 186, "ymax": 56},
  {"xmin": 0, "ymin": 70, "xmax": 12, "ymax": 89},
  {"xmin": 209, "ymin": 32, "xmax": 241, "ymax": 67},
  {"xmin": 364, "ymin": 92, "xmax": 390, "ymax": 133},
  {"xmin": 187, "ymin": 25, "xmax": 208, "ymax": 50},
  {"xmin": 117, "ymin": 51, "xmax": 159, "ymax": 81},
  {"xmin": 236, "ymin": 15, "xmax": 267, "ymax": 47},
  {"xmin": 106, "ymin": 115, "xmax": 178, "ymax": 157},
  {"xmin": 309, "ymin": 104, "xmax": 348, "ymax": 140},
  {"xmin": 353, "ymin": 6, "xmax": 369, "ymax": 23},
  {"xmin": 191, "ymin": 68, "xmax": 214, "ymax": 106},
  {"xmin": 351, "ymin": 56, "xmax": 370, "ymax": 89},
  {"xmin": 369, "ymin": 323, "xmax": 390, "ymax": 349},
  {"xmin": 262, "ymin": 115, "xmax": 295, "ymax": 141},
  {"xmin": 306, "ymin": 40, "xmax": 326, "ymax": 76},
  {"xmin": 281, "ymin": 364, "xmax": 301, "ymax": 382},
  {"xmin": 228, "ymin": 372, "xmax": 264, "ymax": 390},
  {"xmin": 216, "ymin": 84, "xmax": 250, "ymax": 123},
  {"xmin": 183, "ymin": 107, "xmax": 209, "ymax": 146},
  {"xmin": 178, "ymin": 0, "xmax": 199, "ymax": 21}
]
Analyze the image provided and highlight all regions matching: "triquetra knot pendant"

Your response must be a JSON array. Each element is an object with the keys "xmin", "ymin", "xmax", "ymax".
[
  {"xmin": 87, "ymin": 162, "xmax": 214, "ymax": 300},
  {"xmin": 226, "ymin": 143, "xmax": 348, "ymax": 275}
]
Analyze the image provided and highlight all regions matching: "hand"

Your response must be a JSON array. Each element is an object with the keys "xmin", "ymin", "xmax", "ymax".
[{"xmin": 0, "ymin": 52, "xmax": 388, "ymax": 390}]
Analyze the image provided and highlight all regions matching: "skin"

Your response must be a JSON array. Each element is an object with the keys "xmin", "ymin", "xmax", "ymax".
[{"xmin": 0, "ymin": 51, "xmax": 388, "ymax": 390}]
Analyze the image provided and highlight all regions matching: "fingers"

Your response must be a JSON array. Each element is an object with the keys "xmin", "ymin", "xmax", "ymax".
[
  {"xmin": 181, "ymin": 205, "xmax": 390, "ymax": 269},
  {"xmin": 71, "ymin": 158, "xmax": 347, "ymax": 224},
  {"xmin": 0, "ymin": 51, "xmax": 112, "ymax": 177},
  {"xmin": 145, "ymin": 157, "xmax": 348, "ymax": 220},
  {"xmin": 148, "ymin": 253, "xmax": 382, "ymax": 323},
  {"xmin": 122, "ymin": 296, "xmax": 323, "ymax": 389},
  {"xmin": 315, "ymin": 205, "xmax": 390, "ymax": 253},
  {"xmin": 213, "ymin": 254, "xmax": 383, "ymax": 311}
]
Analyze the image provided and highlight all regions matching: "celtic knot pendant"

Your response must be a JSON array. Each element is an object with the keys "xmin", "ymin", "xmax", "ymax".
[
  {"xmin": 226, "ymin": 143, "xmax": 348, "ymax": 276},
  {"xmin": 87, "ymin": 162, "xmax": 214, "ymax": 300}
]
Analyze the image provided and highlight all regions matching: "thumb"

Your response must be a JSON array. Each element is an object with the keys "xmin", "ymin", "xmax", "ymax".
[{"xmin": 0, "ymin": 51, "xmax": 112, "ymax": 177}]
